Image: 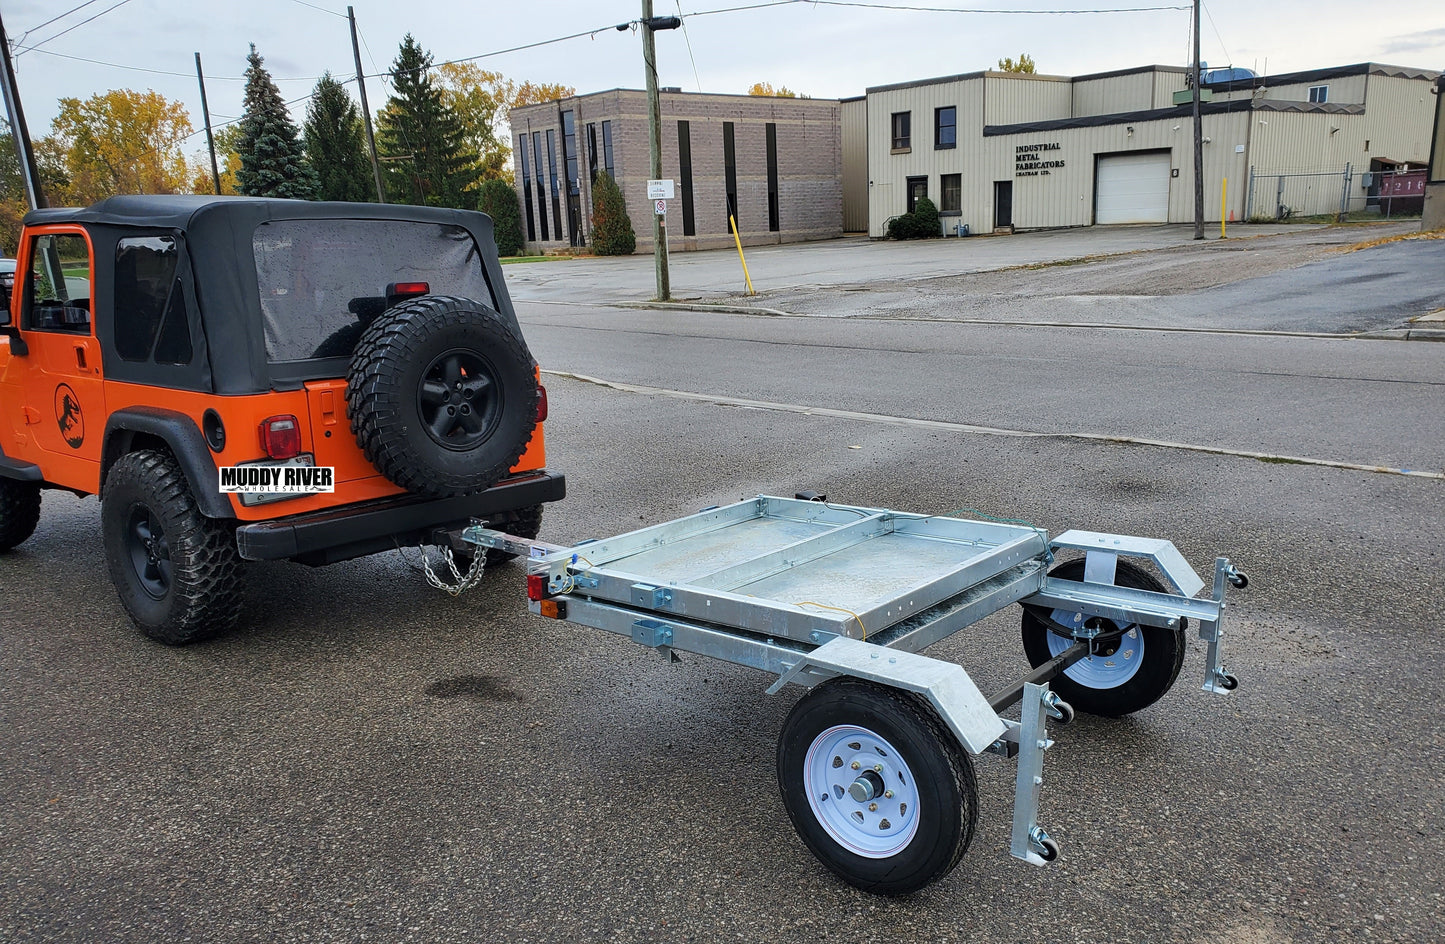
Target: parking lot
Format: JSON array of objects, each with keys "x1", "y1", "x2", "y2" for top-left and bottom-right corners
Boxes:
[{"x1": 3, "y1": 224, "x2": 1443, "y2": 943}]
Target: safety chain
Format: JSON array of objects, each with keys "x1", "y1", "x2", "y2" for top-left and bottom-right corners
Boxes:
[{"x1": 412, "y1": 544, "x2": 487, "y2": 596}]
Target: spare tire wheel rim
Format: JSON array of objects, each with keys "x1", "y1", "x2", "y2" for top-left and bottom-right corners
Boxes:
[{"x1": 417, "y1": 347, "x2": 504, "y2": 451}]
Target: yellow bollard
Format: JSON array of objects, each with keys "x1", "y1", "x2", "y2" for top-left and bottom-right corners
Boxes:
[
  {"x1": 1221, "y1": 178, "x2": 1228, "y2": 239},
  {"x1": 729, "y1": 214, "x2": 755, "y2": 296}
]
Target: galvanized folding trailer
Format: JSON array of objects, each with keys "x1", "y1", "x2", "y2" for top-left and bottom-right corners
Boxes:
[{"x1": 465, "y1": 495, "x2": 1247, "y2": 895}]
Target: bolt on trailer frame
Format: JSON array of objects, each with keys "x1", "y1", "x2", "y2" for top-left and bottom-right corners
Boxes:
[{"x1": 465, "y1": 495, "x2": 1247, "y2": 894}]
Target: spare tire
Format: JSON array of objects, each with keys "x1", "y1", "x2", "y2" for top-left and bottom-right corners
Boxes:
[{"x1": 347, "y1": 295, "x2": 538, "y2": 498}]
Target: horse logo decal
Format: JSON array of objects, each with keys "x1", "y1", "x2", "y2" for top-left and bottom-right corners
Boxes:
[{"x1": 54, "y1": 384, "x2": 85, "y2": 449}]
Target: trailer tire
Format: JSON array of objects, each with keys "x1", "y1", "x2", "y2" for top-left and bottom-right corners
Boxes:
[
  {"x1": 1021, "y1": 559, "x2": 1184, "y2": 717},
  {"x1": 347, "y1": 295, "x2": 538, "y2": 498},
  {"x1": 777, "y1": 677, "x2": 977, "y2": 896}
]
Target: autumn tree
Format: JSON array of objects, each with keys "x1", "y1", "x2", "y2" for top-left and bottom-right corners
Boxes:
[
  {"x1": 236, "y1": 44, "x2": 318, "y2": 199},
  {"x1": 377, "y1": 35, "x2": 477, "y2": 208},
  {"x1": 47, "y1": 90, "x2": 195, "y2": 204},
  {"x1": 997, "y1": 54, "x2": 1036, "y2": 74},
  {"x1": 304, "y1": 73, "x2": 373, "y2": 202},
  {"x1": 746, "y1": 82, "x2": 806, "y2": 98},
  {"x1": 435, "y1": 62, "x2": 572, "y2": 184}
]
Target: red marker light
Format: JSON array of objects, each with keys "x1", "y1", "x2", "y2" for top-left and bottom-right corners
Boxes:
[
  {"x1": 387, "y1": 281, "x2": 430, "y2": 297},
  {"x1": 526, "y1": 573, "x2": 549, "y2": 601},
  {"x1": 536, "y1": 383, "x2": 548, "y2": 424}
]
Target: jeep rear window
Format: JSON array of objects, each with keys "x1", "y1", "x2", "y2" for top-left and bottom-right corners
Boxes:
[{"x1": 252, "y1": 219, "x2": 491, "y2": 362}]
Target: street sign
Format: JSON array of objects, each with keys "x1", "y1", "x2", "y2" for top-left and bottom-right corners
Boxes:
[
  {"x1": 654, "y1": 199, "x2": 667, "y2": 216},
  {"x1": 647, "y1": 179, "x2": 675, "y2": 200}
]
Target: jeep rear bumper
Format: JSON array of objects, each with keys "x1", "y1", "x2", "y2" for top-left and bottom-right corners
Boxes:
[{"x1": 234, "y1": 471, "x2": 566, "y2": 565}]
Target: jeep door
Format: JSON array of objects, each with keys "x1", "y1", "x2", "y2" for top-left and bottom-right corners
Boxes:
[{"x1": 12, "y1": 226, "x2": 106, "y2": 488}]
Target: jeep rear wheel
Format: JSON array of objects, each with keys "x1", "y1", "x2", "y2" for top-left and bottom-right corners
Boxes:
[
  {"x1": 347, "y1": 295, "x2": 538, "y2": 498},
  {"x1": 0, "y1": 477, "x2": 41, "y2": 552},
  {"x1": 102, "y1": 450, "x2": 245, "y2": 645}
]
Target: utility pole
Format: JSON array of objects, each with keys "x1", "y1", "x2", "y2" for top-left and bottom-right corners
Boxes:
[
  {"x1": 0, "y1": 10, "x2": 45, "y2": 210},
  {"x1": 195, "y1": 53, "x2": 222, "y2": 195},
  {"x1": 641, "y1": 1, "x2": 680, "y2": 301},
  {"x1": 349, "y1": 5, "x2": 387, "y2": 203},
  {"x1": 1192, "y1": 0, "x2": 1204, "y2": 239}
]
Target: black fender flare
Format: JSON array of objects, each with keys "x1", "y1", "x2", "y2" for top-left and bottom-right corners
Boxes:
[{"x1": 100, "y1": 407, "x2": 232, "y2": 519}]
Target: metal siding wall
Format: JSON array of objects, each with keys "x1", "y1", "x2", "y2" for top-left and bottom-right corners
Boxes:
[
  {"x1": 867, "y1": 77, "x2": 987, "y2": 236},
  {"x1": 985, "y1": 75, "x2": 1071, "y2": 125},
  {"x1": 1358, "y1": 75, "x2": 1438, "y2": 162},
  {"x1": 1259, "y1": 75, "x2": 1367, "y2": 104},
  {"x1": 1153, "y1": 71, "x2": 1188, "y2": 107},
  {"x1": 842, "y1": 99, "x2": 868, "y2": 232},
  {"x1": 1072, "y1": 73, "x2": 1155, "y2": 117}
]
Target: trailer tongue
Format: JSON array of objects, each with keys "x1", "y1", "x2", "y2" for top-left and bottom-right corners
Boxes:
[{"x1": 466, "y1": 494, "x2": 1246, "y2": 895}]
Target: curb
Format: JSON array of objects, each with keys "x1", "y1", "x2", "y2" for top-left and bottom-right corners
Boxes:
[
  {"x1": 616, "y1": 300, "x2": 791, "y2": 316},
  {"x1": 1357, "y1": 328, "x2": 1445, "y2": 342}
]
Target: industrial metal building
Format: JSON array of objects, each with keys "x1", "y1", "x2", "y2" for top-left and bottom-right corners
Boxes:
[
  {"x1": 856, "y1": 62, "x2": 1441, "y2": 237},
  {"x1": 509, "y1": 90, "x2": 841, "y2": 254}
]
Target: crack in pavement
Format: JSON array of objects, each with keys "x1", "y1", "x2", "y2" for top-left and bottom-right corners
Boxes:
[{"x1": 543, "y1": 369, "x2": 1445, "y2": 481}]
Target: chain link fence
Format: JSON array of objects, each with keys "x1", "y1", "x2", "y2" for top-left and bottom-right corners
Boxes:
[{"x1": 1246, "y1": 165, "x2": 1424, "y2": 221}]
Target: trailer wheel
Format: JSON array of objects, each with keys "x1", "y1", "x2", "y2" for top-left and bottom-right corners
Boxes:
[
  {"x1": 777, "y1": 677, "x2": 977, "y2": 896},
  {"x1": 1021, "y1": 559, "x2": 1185, "y2": 717}
]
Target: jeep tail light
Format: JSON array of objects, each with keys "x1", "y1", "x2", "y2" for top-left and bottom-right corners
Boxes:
[
  {"x1": 387, "y1": 281, "x2": 430, "y2": 301},
  {"x1": 259, "y1": 414, "x2": 302, "y2": 459},
  {"x1": 526, "y1": 573, "x2": 550, "y2": 601},
  {"x1": 536, "y1": 383, "x2": 549, "y2": 423}
]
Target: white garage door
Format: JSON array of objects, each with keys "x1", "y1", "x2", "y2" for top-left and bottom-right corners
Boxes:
[{"x1": 1096, "y1": 152, "x2": 1172, "y2": 224}]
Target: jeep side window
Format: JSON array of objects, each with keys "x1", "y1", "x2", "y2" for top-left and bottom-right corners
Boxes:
[
  {"x1": 26, "y1": 233, "x2": 92, "y2": 334},
  {"x1": 114, "y1": 236, "x2": 191, "y2": 364}
]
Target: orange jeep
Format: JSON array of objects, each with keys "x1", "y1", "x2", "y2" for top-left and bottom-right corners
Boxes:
[{"x1": 0, "y1": 196, "x2": 564, "y2": 644}]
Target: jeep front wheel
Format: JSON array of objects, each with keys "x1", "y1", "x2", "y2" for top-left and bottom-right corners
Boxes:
[
  {"x1": 347, "y1": 295, "x2": 538, "y2": 498},
  {"x1": 0, "y1": 477, "x2": 41, "y2": 552},
  {"x1": 101, "y1": 450, "x2": 245, "y2": 645}
]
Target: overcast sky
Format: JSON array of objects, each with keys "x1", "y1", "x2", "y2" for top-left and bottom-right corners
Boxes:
[{"x1": 3, "y1": 0, "x2": 1442, "y2": 154}]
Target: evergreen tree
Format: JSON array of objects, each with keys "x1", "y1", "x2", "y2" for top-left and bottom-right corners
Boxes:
[
  {"x1": 589, "y1": 171, "x2": 635, "y2": 255},
  {"x1": 477, "y1": 178, "x2": 523, "y2": 256},
  {"x1": 237, "y1": 44, "x2": 318, "y2": 199},
  {"x1": 376, "y1": 35, "x2": 477, "y2": 209},
  {"x1": 303, "y1": 73, "x2": 373, "y2": 202}
]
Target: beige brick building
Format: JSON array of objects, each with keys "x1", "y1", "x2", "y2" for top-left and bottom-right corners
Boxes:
[{"x1": 509, "y1": 90, "x2": 842, "y2": 254}]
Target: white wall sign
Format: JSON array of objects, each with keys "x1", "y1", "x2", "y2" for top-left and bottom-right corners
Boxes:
[{"x1": 647, "y1": 179, "x2": 675, "y2": 199}]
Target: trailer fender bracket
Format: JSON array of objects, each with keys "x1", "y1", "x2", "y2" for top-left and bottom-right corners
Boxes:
[
  {"x1": 1050, "y1": 530, "x2": 1205, "y2": 598},
  {"x1": 766, "y1": 637, "x2": 1006, "y2": 754}
]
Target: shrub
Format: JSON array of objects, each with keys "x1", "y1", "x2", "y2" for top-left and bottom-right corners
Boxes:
[
  {"x1": 911, "y1": 197, "x2": 941, "y2": 238},
  {"x1": 887, "y1": 198, "x2": 942, "y2": 240},
  {"x1": 590, "y1": 171, "x2": 636, "y2": 255},
  {"x1": 477, "y1": 179, "x2": 524, "y2": 256}
]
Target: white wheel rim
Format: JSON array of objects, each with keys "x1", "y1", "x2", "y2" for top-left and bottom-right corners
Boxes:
[
  {"x1": 803, "y1": 724, "x2": 921, "y2": 858},
  {"x1": 1047, "y1": 610, "x2": 1145, "y2": 688}
]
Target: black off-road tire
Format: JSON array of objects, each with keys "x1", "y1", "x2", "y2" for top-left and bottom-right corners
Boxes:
[
  {"x1": 101, "y1": 450, "x2": 245, "y2": 645},
  {"x1": 347, "y1": 295, "x2": 538, "y2": 498},
  {"x1": 777, "y1": 677, "x2": 978, "y2": 896},
  {"x1": 1021, "y1": 558, "x2": 1185, "y2": 717},
  {"x1": 0, "y1": 477, "x2": 41, "y2": 552}
]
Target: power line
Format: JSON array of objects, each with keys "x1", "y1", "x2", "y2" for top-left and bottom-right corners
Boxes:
[
  {"x1": 14, "y1": 0, "x2": 137, "y2": 56},
  {"x1": 676, "y1": 0, "x2": 705, "y2": 93},
  {"x1": 287, "y1": 0, "x2": 348, "y2": 18},
  {"x1": 1201, "y1": 1, "x2": 1234, "y2": 68},
  {"x1": 20, "y1": 46, "x2": 335, "y2": 82},
  {"x1": 14, "y1": 0, "x2": 107, "y2": 46},
  {"x1": 763, "y1": 1, "x2": 1191, "y2": 14}
]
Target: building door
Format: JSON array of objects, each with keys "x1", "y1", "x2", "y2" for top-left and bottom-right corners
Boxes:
[
  {"x1": 906, "y1": 176, "x2": 928, "y2": 213},
  {"x1": 1095, "y1": 151, "x2": 1171, "y2": 224},
  {"x1": 994, "y1": 181, "x2": 1013, "y2": 229}
]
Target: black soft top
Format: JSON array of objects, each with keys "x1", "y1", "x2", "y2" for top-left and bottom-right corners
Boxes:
[{"x1": 24, "y1": 196, "x2": 521, "y2": 394}]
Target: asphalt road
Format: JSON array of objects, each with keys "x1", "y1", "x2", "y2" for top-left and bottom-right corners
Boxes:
[{"x1": 3, "y1": 236, "x2": 1444, "y2": 943}]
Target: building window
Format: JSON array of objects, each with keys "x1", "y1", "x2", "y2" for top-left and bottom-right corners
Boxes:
[
  {"x1": 723, "y1": 121, "x2": 739, "y2": 228},
  {"x1": 935, "y1": 106, "x2": 956, "y2": 149},
  {"x1": 940, "y1": 173, "x2": 961, "y2": 214},
  {"x1": 601, "y1": 120, "x2": 615, "y2": 178},
  {"x1": 678, "y1": 120, "x2": 696, "y2": 237},
  {"x1": 766, "y1": 122, "x2": 780, "y2": 233},
  {"x1": 1308, "y1": 85, "x2": 1328, "y2": 103},
  {"x1": 545, "y1": 128, "x2": 563, "y2": 241},
  {"x1": 531, "y1": 131, "x2": 549, "y2": 241},
  {"x1": 519, "y1": 140, "x2": 536, "y2": 241},
  {"x1": 891, "y1": 111, "x2": 911, "y2": 151},
  {"x1": 587, "y1": 122, "x2": 598, "y2": 183},
  {"x1": 906, "y1": 176, "x2": 927, "y2": 213}
]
